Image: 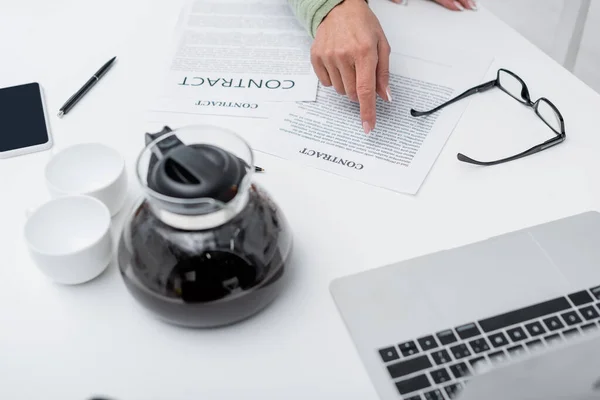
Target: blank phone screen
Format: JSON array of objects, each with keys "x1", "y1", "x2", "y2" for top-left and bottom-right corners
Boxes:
[{"x1": 0, "y1": 82, "x2": 50, "y2": 152}]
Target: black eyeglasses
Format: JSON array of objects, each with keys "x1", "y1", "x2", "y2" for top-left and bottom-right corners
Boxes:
[{"x1": 410, "y1": 69, "x2": 566, "y2": 166}]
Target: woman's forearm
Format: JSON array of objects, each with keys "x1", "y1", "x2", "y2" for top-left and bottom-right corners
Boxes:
[{"x1": 287, "y1": 0, "x2": 345, "y2": 38}]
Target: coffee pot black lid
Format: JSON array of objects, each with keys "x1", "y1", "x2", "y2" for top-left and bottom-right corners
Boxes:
[{"x1": 145, "y1": 127, "x2": 247, "y2": 213}]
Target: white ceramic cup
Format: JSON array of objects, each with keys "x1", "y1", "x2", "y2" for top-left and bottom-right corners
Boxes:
[
  {"x1": 24, "y1": 195, "x2": 113, "y2": 285},
  {"x1": 45, "y1": 143, "x2": 128, "y2": 216}
]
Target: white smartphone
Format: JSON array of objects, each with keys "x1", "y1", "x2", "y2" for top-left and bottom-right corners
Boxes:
[{"x1": 0, "y1": 82, "x2": 53, "y2": 159}]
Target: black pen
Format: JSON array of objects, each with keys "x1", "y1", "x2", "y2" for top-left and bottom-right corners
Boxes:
[{"x1": 58, "y1": 56, "x2": 117, "y2": 118}]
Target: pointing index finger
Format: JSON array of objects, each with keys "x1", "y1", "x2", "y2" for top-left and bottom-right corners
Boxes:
[{"x1": 355, "y1": 54, "x2": 378, "y2": 134}]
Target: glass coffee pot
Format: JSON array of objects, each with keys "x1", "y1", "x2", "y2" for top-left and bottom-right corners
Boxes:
[{"x1": 118, "y1": 125, "x2": 293, "y2": 328}]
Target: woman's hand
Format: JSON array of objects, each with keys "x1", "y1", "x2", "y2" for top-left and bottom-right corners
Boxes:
[
  {"x1": 390, "y1": 0, "x2": 478, "y2": 11},
  {"x1": 311, "y1": 0, "x2": 391, "y2": 134}
]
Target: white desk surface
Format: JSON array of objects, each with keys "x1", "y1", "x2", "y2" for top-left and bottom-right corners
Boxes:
[{"x1": 1, "y1": 0, "x2": 599, "y2": 399}]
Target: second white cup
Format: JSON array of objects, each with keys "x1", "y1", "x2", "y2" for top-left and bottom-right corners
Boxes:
[
  {"x1": 24, "y1": 195, "x2": 113, "y2": 285},
  {"x1": 45, "y1": 143, "x2": 128, "y2": 216}
]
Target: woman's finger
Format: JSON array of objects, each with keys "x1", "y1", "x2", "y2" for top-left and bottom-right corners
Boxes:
[
  {"x1": 311, "y1": 55, "x2": 332, "y2": 87},
  {"x1": 339, "y1": 62, "x2": 358, "y2": 102},
  {"x1": 355, "y1": 54, "x2": 378, "y2": 134},
  {"x1": 376, "y1": 38, "x2": 392, "y2": 102},
  {"x1": 324, "y1": 61, "x2": 346, "y2": 95},
  {"x1": 433, "y1": 0, "x2": 466, "y2": 11},
  {"x1": 457, "y1": 0, "x2": 477, "y2": 10}
]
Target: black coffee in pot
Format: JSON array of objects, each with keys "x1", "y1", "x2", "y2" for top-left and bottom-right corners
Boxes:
[{"x1": 117, "y1": 126, "x2": 292, "y2": 328}]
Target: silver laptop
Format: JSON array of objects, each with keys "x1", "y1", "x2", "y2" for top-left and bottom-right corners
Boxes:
[{"x1": 330, "y1": 211, "x2": 600, "y2": 400}]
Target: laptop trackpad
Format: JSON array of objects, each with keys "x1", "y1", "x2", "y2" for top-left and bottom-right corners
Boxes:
[
  {"x1": 528, "y1": 211, "x2": 600, "y2": 289},
  {"x1": 420, "y1": 231, "x2": 569, "y2": 325}
]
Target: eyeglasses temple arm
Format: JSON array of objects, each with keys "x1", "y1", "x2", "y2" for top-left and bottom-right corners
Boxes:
[
  {"x1": 410, "y1": 80, "x2": 497, "y2": 117},
  {"x1": 457, "y1": 136, "x2": 565, "y2": 166}
]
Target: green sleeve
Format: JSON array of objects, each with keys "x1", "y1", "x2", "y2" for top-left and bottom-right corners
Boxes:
[{"x1": 287, "y1": 0, "x2": 346, "y2": 38}]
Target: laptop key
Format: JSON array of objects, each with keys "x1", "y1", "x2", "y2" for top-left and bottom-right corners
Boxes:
[
  {"x1": 543, "y1": 316, "x2": 564, "y2": 331},
  {"x1": 468, "y1": 338, "x2": 490, "y2": 354},
  {"x1": 581, "y1": 323, "x2": 598, "y2": 333},
  {"x1": 395, "y1": 374, "x2": 431, "y2": 395},
  {"x1": 579, "y1": 305, "x2": 600, "y2": 321},
  {"x1": 418, "y1": 335, "x2": 439, "y2": 351},
  {"x1": 450, "y1": 344, "x2": 471, "y2": 359},
  {"x1": 430, "y1": 367, "x2": 451, "y2": 384},
  {"x1": 525, "y1": 321, "x2": 546, "y2": 337},
  {"x1": 378, "y1": 347, "x2": 400, "y2": 363},
  {"x1": 449, "y1": 362, "x2": 470, "y2": 379},
  {"x1": 506, "y1": 326, "x2": 527, "y2": 342},
  {"x1": 544, "y1": 333, "x2": 562, "y2": 346},
  {"x1": 591, "y1": 286, "x2": 600, "y2": 300},
  {"x1": 563, "y1": 328, "x2": 580, "y2": 338},
  {"x1": 431, "y1": 349, "x2": 451, "y2": 365},
  {"x1": 423, "y1": 389, "x2": 445, "y2": 400},
  {"x1": 405, "y1": 396, "x2": 422, "y2": 400},
  {"x1": 436, "y1": 330, "x2": 458, "y2": 345},
  {"x1": 525, "y1": 339, "x2": 544, "y2": 351},
  {"x1": 387, "y1": 355, "x2": 432, "y2": 379},
  {"x1": 489, "y1": 350, "x2": 507, "y2": 364},
  {"x1": 399, "y1": 341, "x2": 419, "y2": 357},
  {"x1": 444, "y1": 383, "x2": 463, "y2": 399},
  {"x1": 468, "y1": 356, "x2": 488, "y2": 370},
  {"x1": 478, "y1": 297, "x2": 570, "y2": 332},
  {"x1": 568, "y1": 290, "x2": 594, "y2": 306},
  {"x1": 562, "y1": 311, "x2": 582, "y2": 326},
  {"x1": 488, "y1": 332, "x2": 509, "y2": 348},
  {"x1": 455, "y1": 323, "x2": 481, "y2": 340},
  {"x1": 507, "y1": 344, "x2": 526, "y2": 356}
]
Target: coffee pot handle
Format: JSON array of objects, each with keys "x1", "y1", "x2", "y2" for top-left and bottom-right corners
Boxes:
[
  {"x1": 145, "y1": 126, "x2": 186, "y2": 158},
  {"x1": 145, "y1": 125, "x2": 173, "y2": 146}
]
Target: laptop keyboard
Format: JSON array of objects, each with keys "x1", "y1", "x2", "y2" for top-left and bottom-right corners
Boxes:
[{"x1": 378, "y1": 285, "x2": 600, "y2": 399}]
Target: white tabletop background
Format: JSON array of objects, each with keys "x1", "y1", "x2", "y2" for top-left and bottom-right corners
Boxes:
[{"x1": 1, "y1": 0, "x2": 600, "y2": 399}]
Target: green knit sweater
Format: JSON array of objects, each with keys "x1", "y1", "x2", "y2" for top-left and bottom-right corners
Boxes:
[{"x1": 287, "y1": 0, "x2": 345, "y2": 38}]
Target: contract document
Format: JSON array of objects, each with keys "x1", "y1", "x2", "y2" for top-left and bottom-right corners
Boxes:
[
  {"x1": 152, "y1": 0, "x2": 318, "y2": 110},
  {"x1": 254, "y1": 46, "x2": 493, "y2": 194}
]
